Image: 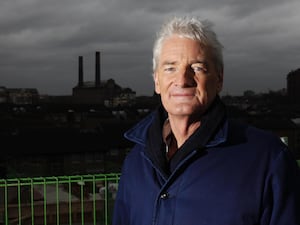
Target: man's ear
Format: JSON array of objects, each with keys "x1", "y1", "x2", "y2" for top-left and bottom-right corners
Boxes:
[{"x1": 154, "y1": 72, "x2": 161, "y2": 94}]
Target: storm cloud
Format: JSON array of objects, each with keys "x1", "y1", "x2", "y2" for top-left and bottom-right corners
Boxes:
[{"x1": 1, "y1": 0, "x2": 299, "y2": 96}]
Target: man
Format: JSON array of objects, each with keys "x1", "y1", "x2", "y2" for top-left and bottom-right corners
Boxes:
[{"x1": 112, "y1": 16, "x2": 300, "y2": 225}]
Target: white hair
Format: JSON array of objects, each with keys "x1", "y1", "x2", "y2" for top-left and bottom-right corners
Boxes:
[{"x1": 152, "y1": 16, "x2": 224, "y2": 74}]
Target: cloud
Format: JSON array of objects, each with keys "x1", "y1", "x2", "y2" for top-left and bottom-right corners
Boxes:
[{"x1": 0, "y1": 0, "x2": 299, "y2": 96}]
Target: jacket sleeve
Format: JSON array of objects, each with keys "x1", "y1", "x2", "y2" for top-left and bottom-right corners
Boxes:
[
  {"x1": 260, "y1": 149, "x2": 300, "y2": 225},
  {"x1": 112, "y1": 165, "x2": 130, "y2": 225}
]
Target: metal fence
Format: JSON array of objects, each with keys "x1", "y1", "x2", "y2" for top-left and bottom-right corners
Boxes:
[{"x1": 0, "y1": 174, "x2": 120, "y2": 225}]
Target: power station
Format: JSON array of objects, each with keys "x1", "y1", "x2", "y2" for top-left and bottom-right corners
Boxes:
[{"x1": 72, "y1": 51, "x2": 135, "y2": 105}]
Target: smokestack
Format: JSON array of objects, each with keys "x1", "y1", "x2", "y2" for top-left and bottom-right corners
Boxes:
[
  {"x1": 95, "y1": 51, "x2": 101, "y2": 87},
  {"x1": 78, "y1": 56, "x2": 83, "y2": 87}
]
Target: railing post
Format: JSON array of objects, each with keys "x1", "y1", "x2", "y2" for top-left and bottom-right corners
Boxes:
[
  {"x1": 55, "y1": 177, "x2": 59, "y2": 225},
  {"x1": 30, "y1": 178, "x2": 34, "y2": 225},
  {"x1": 43, "y1": 177, "x2": 47, "y2": 225},
  {"x1": 4, "y1": 179, "x2": 8, "y2": 225},
  {"x1": 104, "y1": 174, "x2": 108, "y2": 225},
  {"x1": 68, "y1": 176, "x2": 72, "y2": 225},
  {"x1": 80, "y1": 176, "x2": 85, "y2": 225},
  {"x1": 92, "y1": 175, "x2": 96, "y2": 225},
  {"x1": 17, "y1": 179, "x2": 21, "y2": 225}
]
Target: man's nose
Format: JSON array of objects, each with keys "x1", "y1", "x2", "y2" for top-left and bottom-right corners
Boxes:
[{"x1": 174, "y1": 67, "x2": 195, "y2": 87}]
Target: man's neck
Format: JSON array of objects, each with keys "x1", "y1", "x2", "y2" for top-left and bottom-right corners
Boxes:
[{"x1": 167, "y1": 115, "x2": 201, "y2": 148}]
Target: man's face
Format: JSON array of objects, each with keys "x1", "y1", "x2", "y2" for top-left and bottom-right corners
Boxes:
[{"x1": 154, "y1": 35, "x2": 223, "y2": 118}]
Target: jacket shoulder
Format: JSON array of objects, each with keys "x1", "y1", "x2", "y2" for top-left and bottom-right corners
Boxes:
[
  {"x1": 227, "y1": 119, "x2": 288, "y2": 154},
  {"x1": 124, "y1": 111, "x2": 156, "y2": 145}
]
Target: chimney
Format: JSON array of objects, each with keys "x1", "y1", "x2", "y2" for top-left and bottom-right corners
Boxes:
[
  {"x1": 95, "y1": 51, "x2": 101, "y2": 87},
  {"x1": 78, "y1": 56, "x2": 84, "y2": 87}
]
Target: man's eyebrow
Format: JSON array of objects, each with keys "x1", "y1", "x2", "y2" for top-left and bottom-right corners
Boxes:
[
  {"x1": 191, "y1": 60, "x2": 207, "y2": 65},
  {"x1": 160, "y1": 60, "x2": 207, "y2": 67},
  {"x1": 161, "y1": 61, "x2": 177, "y2": 66}
]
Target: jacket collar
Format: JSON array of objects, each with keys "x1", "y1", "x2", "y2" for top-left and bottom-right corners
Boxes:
[
  {"x1": 124, "y1": 110, "x2": 157, "y2": 146},
  {"x1": 124, "y1": 96, "x2": 228, "y2": 148}
]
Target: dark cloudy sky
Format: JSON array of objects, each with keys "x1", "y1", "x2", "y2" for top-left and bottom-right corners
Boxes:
[{"x1": 1, "y1": 0, "x2": 299, "y2": 96}]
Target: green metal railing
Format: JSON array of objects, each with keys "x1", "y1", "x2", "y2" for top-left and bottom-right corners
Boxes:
[
  {"x1": 0, "y1": 174, "x2": 120, "y2": 225},
  {"x1": 1, "y1": 161, "x2": 299, "y2": 225}
]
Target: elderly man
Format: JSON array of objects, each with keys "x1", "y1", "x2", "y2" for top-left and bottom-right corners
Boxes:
[{"x1": 112, "y1": 16, "x2": 300, "y2": 225}]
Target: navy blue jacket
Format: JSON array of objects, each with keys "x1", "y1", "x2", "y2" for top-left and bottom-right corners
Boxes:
[{"x1": 113, "y1": 102, "x2": 300, "y2": 225}]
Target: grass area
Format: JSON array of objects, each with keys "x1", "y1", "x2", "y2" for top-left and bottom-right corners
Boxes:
[{"x1": 297, "y1": 160, "x2": 300, "y2": 167}]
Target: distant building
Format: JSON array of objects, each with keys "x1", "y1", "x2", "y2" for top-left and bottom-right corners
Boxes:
[
  {"x1": 107, "y1": 88, "x2": 136, "y2": 107},
  {"x1": 7, "y1": 88, "x2": 39, "y2": 105},
  {"x1": 0, "y1": 86, "x2": 39, "y2": 105},
  {"x1": 287, "y1": 68, "x2": 300, "y2": 103},
  {"x1": 0, "y1": 86, "x2": 8, "y2": 103},
  {"x1": 72, "y1": 51, "x2": 135, "y2": 105}
]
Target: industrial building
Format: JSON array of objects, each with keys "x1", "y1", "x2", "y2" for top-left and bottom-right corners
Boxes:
[{"x1": 72, "y1": 51, "x2": 135, "y2": 106}]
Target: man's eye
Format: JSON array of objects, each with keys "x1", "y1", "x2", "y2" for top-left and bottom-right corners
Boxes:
[
  {"x1": 164, "y1": 67, "x2": 176, "y2": 72},
  {"x1": 192, "y1": 65, "x2": 207, "y2": 73}
]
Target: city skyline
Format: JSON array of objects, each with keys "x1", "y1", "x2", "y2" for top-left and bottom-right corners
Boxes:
[{"x1": 1, "y1": 0, "x2": 300, "y2": 96}]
